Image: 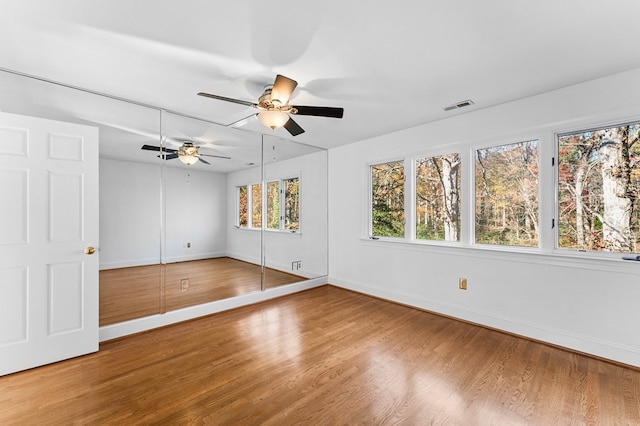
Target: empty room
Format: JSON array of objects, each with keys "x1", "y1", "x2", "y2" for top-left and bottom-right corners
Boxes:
[{"x1": 1, "y1": 1, "x2": 640, "y2": 423}]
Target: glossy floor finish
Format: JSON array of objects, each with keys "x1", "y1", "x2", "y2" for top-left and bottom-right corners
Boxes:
[
  {"x1": 100, "y1": 257, "x2": 304, "y2": 325},
  {"x1": 2, "y1": 286, "x2": 639, "y2": 424}
]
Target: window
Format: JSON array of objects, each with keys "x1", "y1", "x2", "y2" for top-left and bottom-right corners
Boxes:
[
  {"x1": 558, "y1": 122, "x2": 640, "y2": 252},
  {"x1": 416, "y1": 153, "x2": 460, "y2": 241},
  {"x1": 251, "y1": 183, "x2": 262, "y2": 228},
  {"x1": 237, "y1": 185, "x2": 248, "y2": 227},
  {"x1": 239, "y1": 178, "x2": 299, "y2": 232},
  {"x1": 266, "y1": 181, "x2": 280, "y2": 230},
  {"x1": 475, "y1": 140, "x2": 539, "y2": 247},
  {"x1": 283, "y1": 177, "x2": 299, "y2": 231},
  {"x1": 371, "y1": 161, "x2": 405, "y2": 238}
]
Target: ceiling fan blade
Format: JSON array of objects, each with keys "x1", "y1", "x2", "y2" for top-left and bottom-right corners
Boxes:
[
  {"x1": 200, "y1": 153, "x2": 232, "y2": 160},
  {"x1": 196, "y1": 157, "x2": 211, "y2": 165},
  {"x1": 142, "y1": 144, "x2": 177, "y2": 153},
  {"x1": 157, "y1": 153, "x2": 179, "y2": 160},
  {"x1": 227, "y1": 113, "x2": 257, "y2": 128},
  {"x1": 271, "y1": 74, "x2": 298, "y2": 105},
  {"x1": 292, "y1": 105, "x2": 344, "y2": 119},
  {"x1": 197, "y1": 92, "x2": 257, "y2": 108},
  {"x1": 284, "y1": 116, "x2": 305, "y2": 136}
]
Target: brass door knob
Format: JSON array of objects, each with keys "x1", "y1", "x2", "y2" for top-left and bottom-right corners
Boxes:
[{"x1": 84, "y1": 246, "x2": 96, "y2": 255}]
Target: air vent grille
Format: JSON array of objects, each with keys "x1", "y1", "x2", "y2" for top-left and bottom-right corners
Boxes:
[{"x1": 444, "y1": 99, "x2": 475, "y2": 111}]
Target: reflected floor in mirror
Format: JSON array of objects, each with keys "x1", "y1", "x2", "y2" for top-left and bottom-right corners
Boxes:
[{"x1": 99, "y1": 257, "x2": 304, "y2": 326}]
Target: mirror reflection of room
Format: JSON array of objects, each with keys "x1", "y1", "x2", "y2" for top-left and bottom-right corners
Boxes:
[{"x1": 0, "y1": 69, "x2": 328, "y2": 328}]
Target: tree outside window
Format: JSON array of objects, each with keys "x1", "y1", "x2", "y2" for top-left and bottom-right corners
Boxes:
[
  {"x1": 416, "y1": 153, "x2": 460, "y2": 241},
  {"x1": 266, "y1": 181, "x2": 280, "y2": 230},
  {"x1": 475, "y1": 140, "x2": 539, "y2": 247},
  {"x1": 237, "y1": 185, "x2": 248, "y2": 227},
  {"x1": 251, "y1": 183, "x2": 262, "y2": 228},
  {"x1": 558, "y1": 123, "x2": 640, "y2": 252},
  {"x1": 284, "y1": 177, "x2": 299, "y2": 231},
  {"x1": 371, "y1": 161, "x2": 405, "y2": 237}
]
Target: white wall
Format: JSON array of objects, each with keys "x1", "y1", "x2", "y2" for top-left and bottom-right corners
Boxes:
[
  {"x1": 99, "y1": 159, "x2": 227, "y2": 268},
  {"x1": 264, "y1": 150, "x2": 328, "y2": 277},
  {"x1": 164, "y1": 166, "x2": 227, "y2": 262},
  {"x1": 225, "y1": 165, "x2": 262, "y2": 265},
  {"x1": 99, "y1": 158, "x2": 161, "y2": 268},
  {"x1": 328, "y1": 67, "x2": 640, "y2": 367},
  {"x1": 226, "y1": 150, "x2": 329, "y2": 277}
]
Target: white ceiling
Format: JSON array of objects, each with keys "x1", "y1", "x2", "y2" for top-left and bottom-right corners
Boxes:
[{"x1": 2, "y1": 0, "x2": 640, "y2": 167}]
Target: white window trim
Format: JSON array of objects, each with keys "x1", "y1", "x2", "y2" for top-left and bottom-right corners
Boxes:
[
  {"x1": 281, "y1": 175, "x2": 301, "y2": 233},
  {"x1": 552, "y1": 117, "x2": 640, "y2": 259},
  {"x1": 367, "y1": 158, "x2": 406, "y2": 241},
  {"x1": 471, "y1": 137, "x2": 542, "y2": 250},
  {"x1": 262, "y1": 173, "x2": 302, "y2": 234},
  {"x1": 365, "y1": 113, "x2": 640, "y2": 264}
]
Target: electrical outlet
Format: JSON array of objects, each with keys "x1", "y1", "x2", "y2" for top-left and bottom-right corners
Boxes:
[
  {"x1": 185, "y1": 242, "x2": 191, "y2": 248},
  {"x1": 180, "y1": 278, "x2": 190, "y2": 292},
  {"x1": 291, "y1": 260, "x2": 302, "y2": 271},
  {"x1": 459, "y1": 277, "x2": 467, "y2": 290}
]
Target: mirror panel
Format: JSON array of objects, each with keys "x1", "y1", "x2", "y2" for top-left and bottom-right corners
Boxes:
[
  {"x1": 0, "y1": 69, "x2": 329, "y2": 329},
  {"x1": 261, "y1": 134, "x2": 328, "y2": 287},
  {"x1": 0, "y1": 70, "x2": 164, "y2": 326},
  {"x1": 160, "y1": 111, "x2": 263, "y2": 310}
]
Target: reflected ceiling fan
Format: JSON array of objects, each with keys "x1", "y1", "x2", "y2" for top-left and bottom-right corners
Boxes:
[
  {"x1": 141, "y1": 142, "x2": 230, "y2": 166},
  {"x1": 197, "y1": 74, "x2": 344, "y2": 136}
]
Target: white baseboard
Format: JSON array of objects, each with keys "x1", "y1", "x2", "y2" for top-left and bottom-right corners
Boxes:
[
  {"x1": 329, "y1": 276, "x2": 640, "y2": 368},
  {"x1": 99, "y1": 277, "x2": 327, "y2": 342},
  {"x1": 225, "y1": 251, "x2": 260, "y2": 266},
  {"x1": 100, "y1": 258, "x2": 160, "y2": 270},
  {"x1": 162, "y1": 252, "x2": 226, "y2": 264}
]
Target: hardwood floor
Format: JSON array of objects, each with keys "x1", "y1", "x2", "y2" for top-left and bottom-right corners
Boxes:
[
  {"x1": 2, "y1": 286, "x2": 639, "y2": 424},
  {"x1": 100, "y1": 257, "x2": 304, "y2": 325}
]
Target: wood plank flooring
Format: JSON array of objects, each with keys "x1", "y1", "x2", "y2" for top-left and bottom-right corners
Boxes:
[
  {"x1": 100, "y1": 257, "x2": 304, "y2": 325},
  {"x1": 2, "y1": 285, "x2": 639, "y2": 424}
]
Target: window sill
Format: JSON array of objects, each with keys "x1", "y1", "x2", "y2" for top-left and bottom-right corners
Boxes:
[
  {"x1": 233, "y1": 226, "x2": 302, "y2": 236},
  {"x1": 360, "y1": 236, "x2": 640, "y2": 275}
]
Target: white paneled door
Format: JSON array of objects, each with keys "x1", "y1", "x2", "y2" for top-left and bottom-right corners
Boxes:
[{"x1": 0, "y1": 112, "x2": 99, "y2": 376}]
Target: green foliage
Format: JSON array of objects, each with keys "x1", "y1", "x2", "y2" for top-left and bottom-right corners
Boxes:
[
  {"x1": 416, "y1": 222, "x2": 445, "y2": 240},
  {"x1": 372, "y1": 203, "x2": 404, "y2": 237},
  {"x1": 371, "y1": 161, "x2": 405, "y2": 237}
]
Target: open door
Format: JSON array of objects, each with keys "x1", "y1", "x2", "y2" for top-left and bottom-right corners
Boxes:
[{"x1": 0, "y1": 112, "x2": 99, "y2": 376}]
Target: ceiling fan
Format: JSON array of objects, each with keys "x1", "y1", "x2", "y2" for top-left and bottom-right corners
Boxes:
[
  {"x1": 141, "y1": 142, "x2": 230, "y2": 166},
  {"x1": 197, "y1": 74, "x2": 344, "y2": 136}
]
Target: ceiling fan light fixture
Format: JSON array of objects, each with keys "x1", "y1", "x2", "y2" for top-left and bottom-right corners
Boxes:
[
  {"x1": 177, "y1": 143, "x2": 200, "y2": 165},
  {"x1": 178, "y1": 154, "x2": 199, "y2": 165},
  {"x1": 257, "y1": 110, "x2": 290, "y2": 130}
]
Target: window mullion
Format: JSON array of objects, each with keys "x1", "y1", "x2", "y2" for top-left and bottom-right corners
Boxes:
[{"x1": 405, "y1": 157, "x2": 415, "y2": 241}]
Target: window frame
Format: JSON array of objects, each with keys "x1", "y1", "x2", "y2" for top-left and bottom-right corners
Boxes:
[
  {"x1": 362, "y1": 113, "x2": 640, "y2": 264},
  {"x1": 413, "y1": 151, "x2": 462, "y2": 243},
  {"x1": 236, "y1": 184, "x2": 248, "y2": 228},
  {"x1": 282, "y1": 176, "x2": 301, "y2": 233},
  {"x1": 472, "y1": 138, "x2": 541, "y2": 250},
  {"x1": 554, "y1": 119, "x2": 640, "y2": 258},
  {"x1": 250, "y1": 174, "x2": 301, "y2": 234},
  {"x1": 368, "y1": 158, "x2": 408, "y2": 240},
  {"x1": 235, "y1": 182, "x2": 263, "y2": 230},
  {"x1": 266, "y1": 179, "x2": 280, "y2": 231}
]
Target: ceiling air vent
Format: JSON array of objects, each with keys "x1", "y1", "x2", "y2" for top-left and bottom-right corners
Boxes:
[{"x1": 444, "y1": 99, "x2": 474, "y2": 112}]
